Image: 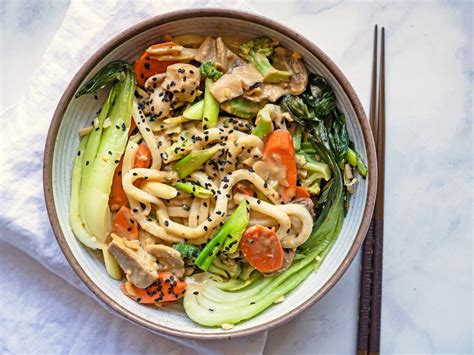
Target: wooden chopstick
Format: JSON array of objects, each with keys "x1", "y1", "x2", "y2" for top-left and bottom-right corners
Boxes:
[
  {"x1": 356, "y1": 24, "x2": 378, "y2": 355},
  {"x1": 369, "y1": 26, "x2": 385, "y2": 354},
  {"x1": 357, "y1": 25, "x2": 385, "y2": 355}
]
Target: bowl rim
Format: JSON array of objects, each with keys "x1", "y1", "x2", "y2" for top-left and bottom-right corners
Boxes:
[{"x1": 43, "y1": 8, "x2": 377, "y2": 340}]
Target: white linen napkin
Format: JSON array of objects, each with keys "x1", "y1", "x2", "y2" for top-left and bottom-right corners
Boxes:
[{"x1": 0, "y1": 0, "x2": 268, "y2": 352}]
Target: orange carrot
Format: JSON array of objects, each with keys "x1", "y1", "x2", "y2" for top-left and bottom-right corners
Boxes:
[
  {"x1": 240, "y1": 225, "x2": 284, "y2": 273},
  {"x1": 109, "y1": 143, "x2": 152, "y2": 210},
  {"x1": 235, "y1": 182, "x2": 254, "y2": 197},
  {"x1": 134, "y1": 143, "x2": 152, "y2": 169},
  {"x1": 111, "y1": 206, "x2": 139, "y2": 240},
  {"x1": 121, "y1": 272, "x2": 187, "y2": 304},
  {"x1": 295, "y1": 186, "x2": 310, "y2": 199},
  {"x1": 109, "y1": 161, "x2": 128, "y2": 212},
  {"x1": 263, "y1": 129, "x2": 297, "y2": 203},
  {"x1": 134, "y1": 42, "x2": 177, "y2": 87}
]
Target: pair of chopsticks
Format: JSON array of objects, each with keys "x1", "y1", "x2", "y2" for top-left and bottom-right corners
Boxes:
[{"x1": 357, "y1": 25, "x2": 385, "y2": 355}]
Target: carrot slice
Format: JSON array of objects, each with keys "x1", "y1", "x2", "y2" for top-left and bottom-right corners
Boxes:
[
  {"x1": 134, "y1": 42, "x2": 177, "y2": 87},
  {"x1": 121, "y1": 272, "x2": 187, "y2": 304},
  {"x1": 134, "y1": 143, "x2": 152, "y2": 169},
  {"x1": 295, "y1": 186, "x2": 310, "y2": 199},
  {"x1": 109, "y1": 143, "x2": 151, "y2": 210},
  {"x1": 263, "y1": 129, "x2": 297, "y2": 203},
  {"x1": 240, "y1": 225, "x2": 284, "y2": 273},
  {"x1": 235, "y1": 182, "x2": 255, "y2": 197},
  {"x1": 109, "y1": 161, "x2": 128, "y2": 212},
  {"x1": 111, "y1": 206, "x2": 139, "y2": 240}
]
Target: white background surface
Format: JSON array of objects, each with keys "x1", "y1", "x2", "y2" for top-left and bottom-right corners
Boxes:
[{"x1": 0, "y1": 0, "x2": 472, "y2": 354}]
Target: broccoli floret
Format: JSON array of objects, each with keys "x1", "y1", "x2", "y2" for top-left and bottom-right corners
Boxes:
[
  {"x1": 209, "y1": 257, "x2": 242, "y2": 279},
  {"x1": 199, "y1": 61, "x2": 223, "y2": 81},
  {"x1": 173, "y1": 243, "x2": 200, "y2": 263},
  {"x1": 240, "y1": 37, "x2": 292, "y2": 83},
  {"x1": 297, "y1": 154, "x2": 331, "y2": 196}
]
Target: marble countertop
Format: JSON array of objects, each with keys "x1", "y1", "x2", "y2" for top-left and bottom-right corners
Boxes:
[{"x1": 1, "y1": 0, "x2": 472, "y2": 353}]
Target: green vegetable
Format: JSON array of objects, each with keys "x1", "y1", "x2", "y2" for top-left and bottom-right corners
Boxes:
[
  {"x1": 175, "y1": 182, "x2": 213, "y2": 198},
  {"x1": 76, "y1": 61, "x2": 135, "y2": 242},
  {"x1": 194, "y1": 200, "x2": 249, "y2": 271},
  {"x1": 183, "y1": 249, "x2": 327, "y2": 327},
  {"x1": 173, "y1": 145, "x2": 220, "y2": 179},
  {"x1": 296, "y1": 154, "x2": 331, "y2": 196},
  {"x1": 69, "y1": 135, "x2": 102, "y2": 250},
  {"x1": 240, "y1": 37, "x2": 291, "y2": 83},
  {"x1": 221, "y1": 98, "x2": 266, "y2": 119},
  {"x1": 346, "y1": 147, "x2": 368, "y2": 177},
  {"x1": 183, "y1": 99, "x2": 204, "y2": 120},
  {"x1": 251, "y1": 104, "x2": 274, "y2": 139},
  {"x1": 199, "y1": 62, "x2": 222, "y2": 129},
  {"x1": 163, "y1": 131, "x2": 191, "y2": 162},
  {"x1": 173, "y1": 243, "x2": 200, "y2": 262},
  {"x1": 202, "y1": 78, "x2": 220, "y2": 129},
  {"x1": 292, "y1": 125, "x2": 302, "y2": 151},
  {"x1": 182, "y1": 74, "x2": 357, "y2": 328},
  {"x1": 75, "y1": 61, "x2": 130, "y2": 98},
  {"x1": 302, "y1": 74, "x2": 336, "y2": 117},
  {"x1": 209, "y1": 258, "x2": 242, "y2": 279},
  {"x1": 199, "y1": 61, "x2": 223, "y2": 81},
  {"x1": 296, "y1": 154, "x2": 331, "y2": 180}
]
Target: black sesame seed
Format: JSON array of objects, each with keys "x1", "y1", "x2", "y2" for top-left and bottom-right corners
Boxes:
[{"x1": 164, "y1": 220, "x2": 169, "y2": 227}]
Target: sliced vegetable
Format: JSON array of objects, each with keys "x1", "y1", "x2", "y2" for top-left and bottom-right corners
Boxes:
[
  {"x1": 194, "y1": 200, "x2": 249, "y2": 271},
  {"x1": 263, "y1": 129, "x2": 297, "y2": 202},
  {"x1": 346, "y1": 147, "x2": 367, "y2": 177},
  {"x1": 240, "y1": 225, "x2": 284, "y2": 273},
  {"x1": 240, "y1": 37, "x2": 292, "y2": 83},
  {"x1": 202, "y1": 78, "x2": 220, "y2": 129},
  {"x1": 221, "y1": 98, "x2": 266, "y2": 119},
  {"x1": 69, "y1": 135, "x2": 102, "y2": 249},
  {"x1": 173, "y1": 243, "x2": 200, "y2": 263},
  {"x1": 175, "y1": 182, "x2": 213, "y2": 198},
  {"x1": 183, "y1": 99, "x2": 204, "y2": 120},
  {"x1": 173, "y1": 145, "x2": 220, "y2": 179},
  {"x1": 134, "y1": 45, "x2": 175, "y2": 87},
  {"x1": 111, "y1": 206, "x2": 139, "y2": 240},
  {"x1": 76, "y1": 61, "x2": 135, "y2": 245},
  {"x1": 134, "y1": 143, "x2": 152, "y2": 169},
  {"x1": 235, "y1": 182, "x2": 254, "y2": 197},
  {"x1": 122, "y1": 272, "x2": 187, "y2": 304},
  {"x1": 109, "y1": 161, "x2": 128, "y2": 212},
  {"x1": 295, "y1": 186, "x2": 310, "y2": 198},
  {"x1": 296, "y1": 154, "x2": 331, "y2": 180},
  {"x1": 199, "y1": 61, "x2": 223, "y2": 81},
  {"x1": 252, "y1": 105, "x2": 274, "y2": 139}
]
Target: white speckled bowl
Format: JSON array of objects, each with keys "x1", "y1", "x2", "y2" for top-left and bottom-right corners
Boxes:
[{"x1": 44, "y1": 9, "x2": 376, "y2": 339}]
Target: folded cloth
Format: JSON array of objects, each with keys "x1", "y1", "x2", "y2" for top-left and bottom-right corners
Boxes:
[{"x1": 0, "y1": 0, "x2": 268, "y2": 353}]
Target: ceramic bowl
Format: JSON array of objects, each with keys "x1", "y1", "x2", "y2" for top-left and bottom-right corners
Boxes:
[{"x1": 44, "y1": 9, "x2": 377, "y2": 339}]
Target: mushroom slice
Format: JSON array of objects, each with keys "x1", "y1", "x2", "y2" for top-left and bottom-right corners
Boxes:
[
  {"x1": 149, "y1": 47, "x2": 197, "y2": 62},
  {"x1": 272, "y1": 47, "x2": 308, "y2": 95},
  {"x1": 244, "y1": 83, "x2": 289, "y2": 103},
  {"x1": 195, "y1": 36, "x2": 243, "y2": 72},
  {"x1": 209, "y1": 63, "x2": 263, "y2": 103},
  {"x1": 146, "y1": 244, "x2": 185, "y2": 278},
  {"x1": 146, "y1": 44, "x2": 183, "y2": 55},
  {"x1": 172, "y1": 34, "x2": 206, "y2": 48}
]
